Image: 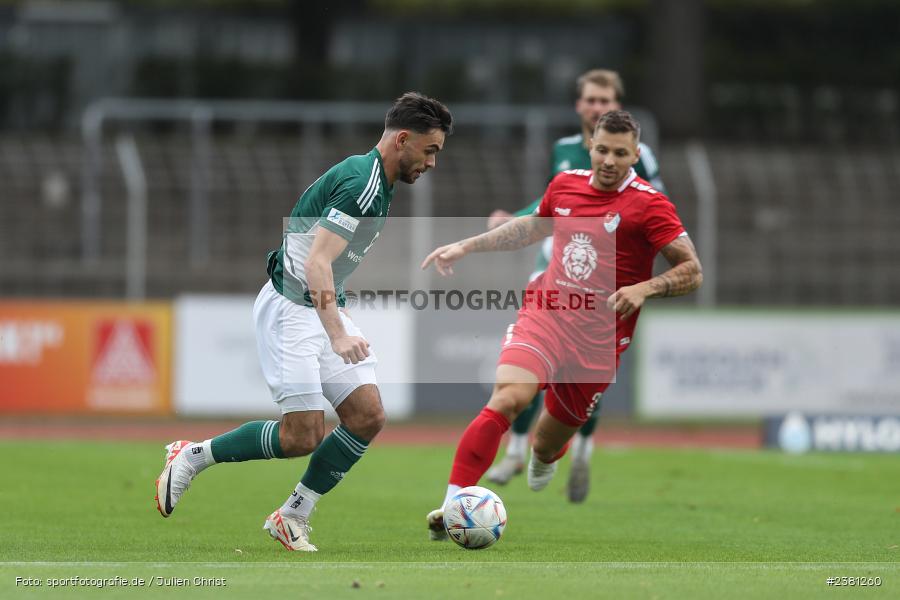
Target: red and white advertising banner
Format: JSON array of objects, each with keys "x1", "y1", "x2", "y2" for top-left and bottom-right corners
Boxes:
[{"x1": 0, "y1": 301, "x2": 172, "y2": 414}]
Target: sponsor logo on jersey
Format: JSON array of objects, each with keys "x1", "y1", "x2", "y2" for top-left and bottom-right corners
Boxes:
[
  {"x1": 346, "y1": 232, "x2": 379, "y2": 264},
  {"x1": 326, "y1": 208, "x2": 359, "y2": 233},
  {"x1": 557, "y1": 159, "x2": 571, "y2": 171},
  {"x1": 562, "y1": 233, "x2": 597, "y2": 281},
  {"x1": 554, "y1": 207, "x2": 571, "y2": 216},
  {"x1": 603, "y1": 211, "x2": 621, "y2": 233},
  {"x1": 363, "y1": 231, "x2": 380, "y2": 254}
]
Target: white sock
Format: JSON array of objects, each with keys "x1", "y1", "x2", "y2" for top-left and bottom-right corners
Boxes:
[
  {"x1": 571, "y1": 434, "x2": 594, "y2": 463},
  {"x1": 507, "y1": 433, "x2": 528, "y2": 459},
  {"x1": 280, "y1": 482, "x2": 321, "y2": 520},
  {"x1": 185, "y1": 440, "x2": 215, "y2": 473},
  {"x1": 442, "y1": 484, "x2": 461, "y2": 511}
]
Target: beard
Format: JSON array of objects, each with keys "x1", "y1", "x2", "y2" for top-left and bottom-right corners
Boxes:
[
  {"x1": 398, "y1": 156, "x2": 419, "y2": 184},
  {"x1": 595, "y1": 166, "x2": 625, "y2": 188}
]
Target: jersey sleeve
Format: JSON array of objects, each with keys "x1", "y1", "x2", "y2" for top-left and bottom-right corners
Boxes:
[
  {"x1": 642, "y1": 195, "x2": 686, "y2": 254},
  {"x1": 536, "y1": 175, "x2": 561, "y2": 218},
  {"x1": 318, "y1": 175, "x2": 369, "y2": 241}
]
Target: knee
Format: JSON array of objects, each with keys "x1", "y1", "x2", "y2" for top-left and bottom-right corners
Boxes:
[
  {"x1": 279, "y1": 426, "x2": 323, "y2": 458},
  {"x1": 487, "y1": 384, "x2": 534, "y2": 421},
  {"x1": 343, "y1": 402, "x2": 385, "y2": 441}
]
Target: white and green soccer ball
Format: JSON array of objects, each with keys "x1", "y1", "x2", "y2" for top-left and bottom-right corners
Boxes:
[{"x1": 443, "y1": 486, "x2": 507, "y2": 549}]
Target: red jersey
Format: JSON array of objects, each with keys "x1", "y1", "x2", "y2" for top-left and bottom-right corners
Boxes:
[{"x1": 529, "y1": 168, "x2": 685, "y2": 354}]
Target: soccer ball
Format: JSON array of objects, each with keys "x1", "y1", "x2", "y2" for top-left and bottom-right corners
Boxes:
[{"x1": 443, "y1": 485, "x2": 507, "y2": 549}]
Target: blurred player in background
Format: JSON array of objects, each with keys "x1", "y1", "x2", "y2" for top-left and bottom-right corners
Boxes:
[
  {"x1": 155, "y1": 92, "x2": 452, "y2": 551},
  {"x1": 485, "y1": 69, "x2": 667, "y2": 503},
  {"x1": 422, "y1": 110, "x2": 701, "y2": 540}
]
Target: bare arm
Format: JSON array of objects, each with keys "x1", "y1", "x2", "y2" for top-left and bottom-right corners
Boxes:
[
  {"x1": 305, "y1": 227, "x2": 369, "y2": 363},
  {"x1": 607, "y1": 235, "x2": 703, "y2": 319},
  {"x1": 421, "y1": 215, "x2": 553, "y2": 275},
  {"x1": 643, "y1": 235, "x2": 704, "y2": 298},
  {"x1": 465, "y1": 214, "x2": 553, "y2": 253}
]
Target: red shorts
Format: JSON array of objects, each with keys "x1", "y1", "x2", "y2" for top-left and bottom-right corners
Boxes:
[{"x1": 498, "y1": 313, "x2": 620, "y2": 427}]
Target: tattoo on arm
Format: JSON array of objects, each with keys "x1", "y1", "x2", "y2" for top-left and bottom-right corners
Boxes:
[
  {"x1": 645, "y1": 235, "x2": 703, "y2": 298},
  {"x1": 467, "y1": 215, "x2": 552, "y2": 252}
]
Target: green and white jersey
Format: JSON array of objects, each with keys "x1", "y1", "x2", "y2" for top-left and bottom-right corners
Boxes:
[
  {"x1": 515, "y1": 133, "x2": 665, "y2": 272},
  {"x1": 267, "y1": 148, "x2": 393, "y2": 307}
]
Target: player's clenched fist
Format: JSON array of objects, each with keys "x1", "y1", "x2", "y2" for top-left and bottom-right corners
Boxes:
[
  {"x1": 331, "y1": 335, "x2": 370, "y2": 364},
  {"x1": 606, "y1": 284, "x2": 648, "y2": 320},
  {"x1": 421, "y1": 242, "x2": 468, "y2": 276}
]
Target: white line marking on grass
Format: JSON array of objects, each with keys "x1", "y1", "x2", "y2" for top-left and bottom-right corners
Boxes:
[{"x1": 2, "y1": 562, "x2": 898, "y2": 569}]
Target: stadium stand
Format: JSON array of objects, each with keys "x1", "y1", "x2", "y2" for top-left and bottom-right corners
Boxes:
[{"x1": 1, "y1": 134, "x2": 898, "y2": 305}]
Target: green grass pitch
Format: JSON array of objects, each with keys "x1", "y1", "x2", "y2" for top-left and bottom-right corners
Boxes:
[{"x1": 1, "y1": 440, "x2": 897, "y2": 599}]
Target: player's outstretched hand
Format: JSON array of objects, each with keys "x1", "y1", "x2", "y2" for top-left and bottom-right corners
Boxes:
[
  {"x1": 606, "y1": 284, "x2": 648, "y2": 320},
  {"x1": 487, "y1": 209, "x2": 514, "y2": 230},
  {"x1": 332, "y1": 335, "x2": 370, "y2": 364},
  {"x1": 421, "y1": 242, "x2": 467, "y2": 276}
]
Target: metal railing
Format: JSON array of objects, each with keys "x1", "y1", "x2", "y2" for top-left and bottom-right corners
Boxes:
[{"x1": 80, "y1": 98, "x2": 667, "y2": 299}]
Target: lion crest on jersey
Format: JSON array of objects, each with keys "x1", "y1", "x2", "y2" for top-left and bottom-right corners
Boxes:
[{"x1": 562, "y1": 233, "x2": 597, "y2": 281}]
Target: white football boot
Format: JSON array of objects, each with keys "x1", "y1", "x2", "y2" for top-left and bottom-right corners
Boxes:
[
  {"x1": 527, "y1": 452, "x2": 558, "y2": 491},
  {"x1": 485, "y1": 455, "x2": 525, "y2": 485},
  {"x1": 567, "y1": 435, "x2": 593, "y2": 503},
  {"x1": 155, "y1": 440, "x2": 198, "y2": 517},
  {"x1": 567, "y1": 459, "x2": 590, "y2": 503},
  {"x1": 426, "y1": 509, "x2": 448, "y2": 541},
  {"x1": 263, "y1": 509, "x2": 317, "y2": 552}
]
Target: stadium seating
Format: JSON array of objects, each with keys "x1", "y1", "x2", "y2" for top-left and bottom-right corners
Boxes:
[{"x1": 1, "y1": 134, "x2": 898, "y2": 305}]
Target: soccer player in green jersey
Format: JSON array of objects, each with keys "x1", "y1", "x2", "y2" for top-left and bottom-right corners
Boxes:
[
  {"x1": 485, "y1": 69, "x2": 665, "y2": 503},
  {"x1": 155, "y1": 92, "x2": 453, "y2": 551}
]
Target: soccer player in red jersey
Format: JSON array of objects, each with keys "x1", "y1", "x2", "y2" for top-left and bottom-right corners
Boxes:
[{"x1": 421, "y1": 110, "x2": 702, "y2": 539}]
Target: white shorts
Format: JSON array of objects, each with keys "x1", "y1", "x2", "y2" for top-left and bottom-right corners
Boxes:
[{"x1": 254, "y1": 280, "x2": 378, "y2": 414}]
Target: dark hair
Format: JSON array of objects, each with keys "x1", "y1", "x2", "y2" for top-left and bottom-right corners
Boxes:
[
  {"x1": 576, "y1": 69, "x2": 624, "y2": 102},
  {"x1": 595, "y1": 109, "x2": 641, "y2": 141},
  {"x1": 385, "y1": 92, "x2": 453, "y2": 135}
]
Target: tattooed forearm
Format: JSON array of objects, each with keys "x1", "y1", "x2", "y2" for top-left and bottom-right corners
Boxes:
[
  {"x1": 645, "y1": 262, "x2": 702, "y2": 297},
  {"x1": 464, "y1": 215, "x2": 552, "y2": 253},
  {"x1": 644, "y1": 235, "x2": 703, "y2": 298}
]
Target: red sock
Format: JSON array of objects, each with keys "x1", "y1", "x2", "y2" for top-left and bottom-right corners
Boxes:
[{"x1": 449, "y1": 407, "x2": 511, "y2": 487}]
